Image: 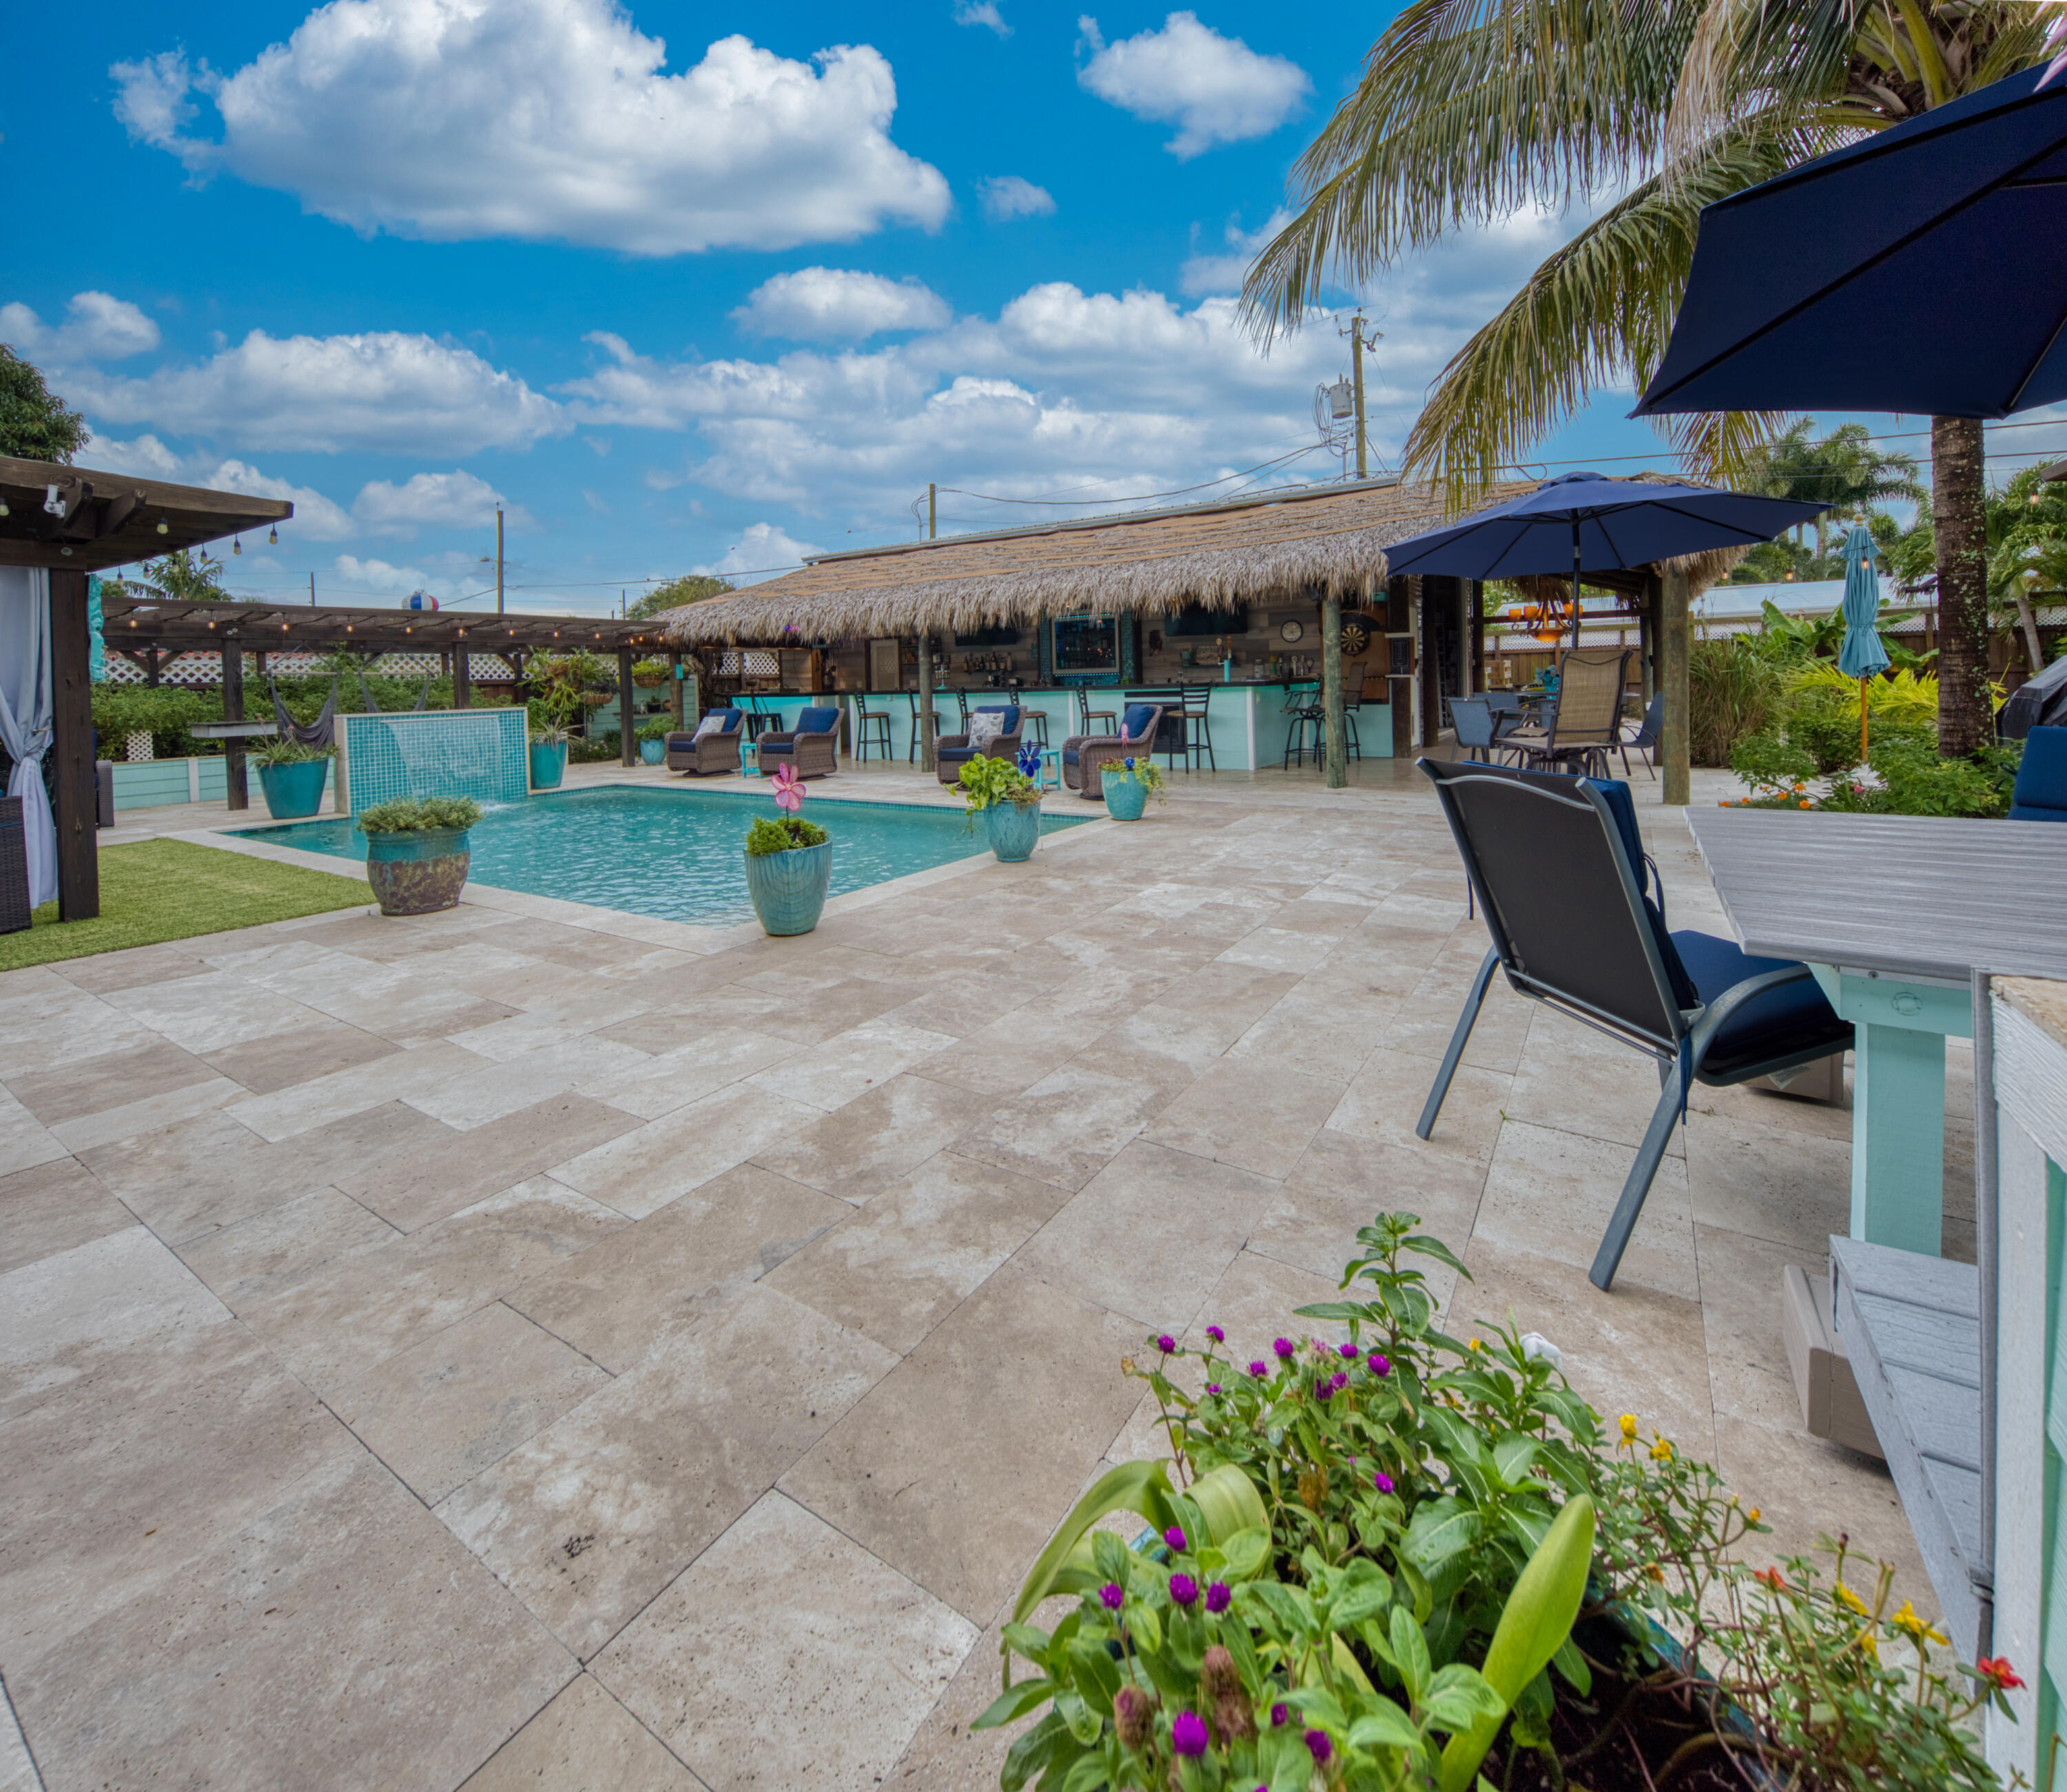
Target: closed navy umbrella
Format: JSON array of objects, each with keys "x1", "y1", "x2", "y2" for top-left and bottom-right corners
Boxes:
[
  {"x1": 1634, "y1": 66, "x2": 2067, "y2": 420},
  {"x1": 1383, "y1": 471, "x2": 1827, "y2": 648}
]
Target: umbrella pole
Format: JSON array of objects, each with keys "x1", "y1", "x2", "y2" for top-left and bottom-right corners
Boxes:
[
  {"x1": 1861, "y1": 677, "x2": 1871, "y2": 768},
  {"x1": 1571, "y1": 522, "x2": 1583, "y2": 653}
]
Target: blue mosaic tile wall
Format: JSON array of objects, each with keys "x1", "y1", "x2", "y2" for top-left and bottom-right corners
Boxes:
[{"x1": 340, "y1": 708, "x2": 529, "y2": 816}]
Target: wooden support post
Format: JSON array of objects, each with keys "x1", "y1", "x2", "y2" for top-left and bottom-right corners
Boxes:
[
  {"x1": 1638, "y1": 575, "x2": 1657, "y2": 705},
  {"x1": 617, "y1": 645, "x2": 636, "y2": 768},
  {"x1": 1660, "y1": 564, "x2": 1691, "y2": 806},
  {"x1": 670, "y1": 650, "x2": 685, "y2": 730},
  {"x1": 49, "y1": 570, "x2": 99, "y2": 921},
  {"x1": 221, "y1": 643, "x2": 247, "y2": 812},
  {"x1": 1470, "y1": 581, "x2": 1485, "y2": 696},
  {"x1": 917, "y1": 631, "x2": 936, "y2": 772},
  {"x1": 684, "y1": 654, "x2": 700, "y2": 727},
  {"x1": 145, "y1": 647, "x2": 162, "y2": 688},
  {"x1": 453, "y1": 637, "x2": 471, "y2": 709},
  {"x1": 1322, "y1": 595, "x2": 1346, "y2": 788}
]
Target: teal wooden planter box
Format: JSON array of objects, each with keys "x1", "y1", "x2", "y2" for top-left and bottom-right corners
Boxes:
[
  {"x1": 985, "y1": 800, "x2": 1042, "y2": 862},
  {"x1": 529, "y1": 741, "x2": 567, "y2": 789},
  {"x1": 1104, "y1": 777, "x2": 1149, "y2": 821},
  {"x1": 256, "y1": 759, "x2": 330, "y2": 820},
  {"x1": 743, "y1": 841, "x2": 831, "y2": 936},
  {"x1": 364, "y1": 827, "x2": 471, "y2": 916}
]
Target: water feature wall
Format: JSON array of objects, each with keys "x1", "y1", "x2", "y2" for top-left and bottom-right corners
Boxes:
[{"x1": 338, "y1": 708, "x2": 531, "y2": 816}]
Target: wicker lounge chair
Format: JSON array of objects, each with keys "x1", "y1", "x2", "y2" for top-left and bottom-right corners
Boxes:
[
  {"x1": 757, "y1": 706, "x2": 841, "y2": 779},
  {"x1": 666, "y1": 709, "x2": 744, "y2": 776},
  {"x1": 936, "y1": 704, "x2": 1025, "y2": 785},
  {"x1": 1062, "y1": 701, "x2": 1164, "y2": 800}
]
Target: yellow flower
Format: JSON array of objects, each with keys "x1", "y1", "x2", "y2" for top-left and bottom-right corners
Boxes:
[
  {"x1": 1645, "y1": 1562, "x2": 1666, "y2": 1584},
  {"x1": 1649, "y1": 1436, "x2": 1675, "y2": 1463},
  {"x1": 1835, "y1": 1582, "x2": 1869, "y2": 1618},
  {"x1": 1891, "y1": 1601, "x2": 1948, "y2": 1647},
  {"x1": 1619, "y1": 1414, "x2": 1638, "y2": 1443}
]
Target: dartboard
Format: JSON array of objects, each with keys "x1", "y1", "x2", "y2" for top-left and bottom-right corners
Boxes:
[{"x1": 1340, "y1": 620, "x2": 1370, "y2": 657}]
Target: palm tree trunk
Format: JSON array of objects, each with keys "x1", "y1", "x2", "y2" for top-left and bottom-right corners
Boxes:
[{"x1": 1931, "y1": 418, "x2": 1991, "y2": 758}]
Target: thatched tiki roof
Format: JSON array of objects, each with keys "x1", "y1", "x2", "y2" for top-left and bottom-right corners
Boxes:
[{"x1": 662, "y1": 478, "x2": 1534, "y2": 648}]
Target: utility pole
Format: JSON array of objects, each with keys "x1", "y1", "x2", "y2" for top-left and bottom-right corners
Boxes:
[
  {"x1": 1322, "y1": 311, "x2": 1374, "y2": 791},
  {"x1": 495, "y1": 505, "x2": 505, "y2": 615},
  {"x1": 927, "y1": 482, "x2": 937, "y2": 541},
  {"x1": 309, "y1": 571, "x2": 316, "y2": 607},
  {"x1": 918, "y1": 483, "x2": 938, "y2": 771},
  {"x1": 1349, "y1": 312, "x2": 1369, "y2": 480}
]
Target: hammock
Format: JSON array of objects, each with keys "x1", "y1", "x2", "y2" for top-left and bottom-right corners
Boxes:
[
  {"x1": 269, "y1": 677, "x2": 339, "y2": 749},
  {"x1": 356, "y1": 670, "x2": 433, "y2": 714}
]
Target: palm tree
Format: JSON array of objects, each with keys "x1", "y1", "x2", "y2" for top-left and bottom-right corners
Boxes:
[
  {"x1": 1747, "y1": 420, "x2": 1927, "y2": 554},
  {"x1": 1242, "y1": 0, "x2": 2053, "y2": 756}
]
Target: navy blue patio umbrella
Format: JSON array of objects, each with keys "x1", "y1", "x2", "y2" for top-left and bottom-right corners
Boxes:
[
  {"x1": 1382, "y1": 471, "x2": 1827, "y2": 648},
  {"x1": 1634, "y1": 65, "x2": 2067, "y2": 420}
]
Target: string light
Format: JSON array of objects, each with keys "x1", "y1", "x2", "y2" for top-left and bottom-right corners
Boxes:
[
  {"x1": 268, "y1": 526, "x2": 278, "y2": 545},
  {"x1": 156, "y1": 517, "x2": 169, "y2": 535},
  {"x1": 233, "y1": 537, "x2": 242, "y2": 555}
]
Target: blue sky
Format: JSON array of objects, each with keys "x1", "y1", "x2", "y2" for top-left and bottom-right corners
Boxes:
[{"x1": 8, "y1": 1, "x2": 1716, "y2": 617}]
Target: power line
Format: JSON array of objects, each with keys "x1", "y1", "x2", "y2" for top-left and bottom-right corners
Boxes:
[{"x1": 936, "y1": 441, "x2": 1331, "y2": 507}]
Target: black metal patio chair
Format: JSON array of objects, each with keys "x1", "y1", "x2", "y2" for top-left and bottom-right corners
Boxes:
[{"x1": 1415, "y1": 757, "x2": 1854, "y2": 1290}]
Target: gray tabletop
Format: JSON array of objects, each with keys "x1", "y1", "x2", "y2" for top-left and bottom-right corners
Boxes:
[{"x1": 1687, "y1": 809, "x2": 2067, "y2": 984}]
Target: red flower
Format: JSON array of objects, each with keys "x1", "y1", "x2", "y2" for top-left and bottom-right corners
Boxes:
[
  {"x1": 1753, "y1": 1567, "x2": 1787, "y2": 1593},
  {"x1": 1976, "y1": 1656, "x2": 2026, "y2": 1692}
]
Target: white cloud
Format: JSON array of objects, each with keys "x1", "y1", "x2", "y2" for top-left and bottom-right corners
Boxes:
[
  {"x1": 58, "y1": 327, "x2": 565, "y2": 455},
  {"x1": 1077, "y1": 12, "x2": 1308, "y2": 158},
  {"x1": 734, "y1": 269, "x2": 952, "y2": 341},
  {"x1": 112, "y1": 3, "x2": 950, "y2": 256},
  {"x1": 0, "y1": 292, "x2": 161, "y2": 362},
  {"x1": 1180, "y1": 207, "x2": 1292, "y2": 296},
  {"x1": 954, "y1": 2, "x2": 1011, "y2": 36},
  {"x1": 331, "y1": 553, "x2": 471, "y2": 603},
  {"x1": 352, "y1": 469, "x2": 519, "y2": 537},
  {"x1": 978, "y1": 176, "x2": 1056, "y2": 222},
  {"x1": 695, "y1": 521, "x2": 825, "y2": 584}
]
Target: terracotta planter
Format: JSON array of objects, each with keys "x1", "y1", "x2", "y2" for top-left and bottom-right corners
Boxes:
[
  {"x1": 985, "y1": 799, "x2": 1042, "y2": 861},
  {"x1": 256, "y1": 758, "x2": 330, "y2": 819},
  {"x1": 364, "y1": 827, "x2": 471, "y2": 916},
  {"x1": 743, "y1": 841, "x2": 831, "y2": 936}
]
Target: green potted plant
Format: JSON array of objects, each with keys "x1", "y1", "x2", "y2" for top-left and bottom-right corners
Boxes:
[
  {"x1": 252, "y1": 737, "x2": 336, "y2": 819},
  {"x1": 528, "y1": 711, "x2": 570, "y2": 789},
  {"x1": 743, "y1": 765, "x2": 830, "y2": 935},
  {"x1": 979, "y1": 1212, "x2": 2016, "y2": 1792},
  {"x1": 631, "y1": 657, "x2": 668, "y2": 688},
  {"x1": 1102, "y1": 752, "x2": 1166, "y2": 822},
  {"x1": 958, "y1": 744, "x2": 1046, "y2": 862},
  {"x1": 637, "y1": 717, "x2": 672, "y2": 765},
  {"x1": 357, "y1": 796, "x2": 482, "y2": 916}
]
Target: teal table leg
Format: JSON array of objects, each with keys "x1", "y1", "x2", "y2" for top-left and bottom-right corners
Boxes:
[{"x1": 1850, "y1": 1020, "x2": 1947, "y2": 1255}]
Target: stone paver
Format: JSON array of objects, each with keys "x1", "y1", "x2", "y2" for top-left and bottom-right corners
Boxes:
[{"x1": 0, "y1": 759, "x2": 1951, "y2": 1789}]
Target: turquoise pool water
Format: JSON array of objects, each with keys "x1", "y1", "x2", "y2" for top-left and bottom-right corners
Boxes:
[{"x1": 245, "y1": 786, "x2": 1089, "y2": 927}]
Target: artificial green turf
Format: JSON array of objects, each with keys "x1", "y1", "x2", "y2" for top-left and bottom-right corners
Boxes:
[{"x1": 0, "y1": 838, "x2": 370, "y2": 972}]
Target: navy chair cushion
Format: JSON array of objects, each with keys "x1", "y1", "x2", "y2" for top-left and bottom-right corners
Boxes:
[
  {"x1": 1062, "y1": 745, "x2": 1081, "y2": 766},
  {"x1": 718, "y1": 709, "x2": 743, "y2": 732},
  {"x1": 1577, "y1": 776, "x2": 1699, "y2": 1009},
  {"x1": 2009, "y1": 724, "x2": 2067, "y2": 820},
  {"x1": 1120, "y1": 703, "x2": 1158, "y2": 739},
  {"x1": 976, "y1": 704, "x2": 1022, "y2": 731},
  {"x1": 796, "y1": 707, "x2": 839, "y2": 734},
  {"x1": 1671, "y1": 929, "x2": 1851, "y2": 1080},
  {"x1": 760, "y1": 738, "x2": 795, "y2": 756}
]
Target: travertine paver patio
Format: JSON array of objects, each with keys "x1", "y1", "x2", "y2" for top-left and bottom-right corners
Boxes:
[{"x1": 0, "y1": 759, "x2": 1972, "y2": 1791}]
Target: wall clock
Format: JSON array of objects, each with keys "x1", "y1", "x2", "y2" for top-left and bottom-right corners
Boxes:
[{"x1": 1279, "y1": 619, "x2": 1304, "y2": 643}]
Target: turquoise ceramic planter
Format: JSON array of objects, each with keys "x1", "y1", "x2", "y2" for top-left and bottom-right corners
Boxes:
[
  {"x1": 985, "y1": 799, "x2": 1042, "y2": 861},
  {"x1": 743, "y1": 840, "x2": 832, "y2": 936},
  {"x1": 1103, "y1": 776, "x2": 1149, "y2": 821},
  {"x1": 257, "y1": 757, "x2": 329, "y2": 820},
  {"x1": 639, "y1": 739, "x2": 666, "y2": 765},
  {"x1": 528, "y1": 741, "x2": 567, "y2": 788},
  {"x1": 364, "y1": 827, "x2": 471, "y2": 916}
]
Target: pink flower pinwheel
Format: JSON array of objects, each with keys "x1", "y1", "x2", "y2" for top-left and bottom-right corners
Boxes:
[{"x1": 769, "y1": 763, "x2": 804, "y2": 815}]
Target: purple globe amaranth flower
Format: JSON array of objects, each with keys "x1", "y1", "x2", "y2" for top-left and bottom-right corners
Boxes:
[
  {"x1": 1273, "y1": 1337, "x2": 1295, "y2": 1359},
  {"x1": 1306, "y1": 1729, "x2": 1333, "y2": 1764},
  {"x1": 1100, "y1": 1581, "x2": 1125, "y2": 1609},
  {"x1": 1270, "y1": 1702, "x2": 1288, "y2": 1728},
  {"x1": 1205, "y1": 1325, "x2": 1224, "y2": 1343},
  {"x1": 1339, "y1": 1342, "x2": 1360, "y2": 1359},
  {"x1": 1248, "y1": 1361, "x2": 1268, "y2": 1379},
  {"x1": 1171, "y1": 1711, "x2": 1209, "y2": 1758},
  {"x1": 1373, "y1": 1470, "x2": 1395, "y2": 1494},
  {"x1": 1368, "y1": 1352, "x2": 1391, "y2": 1377},
  {"x1": 1163, "y1": 1525, "x2": 1186, "y2": 1553},
  {"x1": 1315, "y1": 1381, "x2": 1333, "y2": 1401},
  {"x1": 1155, "y1": 1333, "x2": 1176, "y2": 1355},
  {"x1": 1328, "y1": 1371, "x2": 1348, "y2": 1392},
  {"x1": 1205, "y1": 1580, "x2": 1232, "y2": 1614},
  {"x1": 1169, "y1": 1572, "x2": 1199, "y2": 1608},
  {"x1": 1205, "y1": 1383, "x2": 1222, "y2": 1395}
]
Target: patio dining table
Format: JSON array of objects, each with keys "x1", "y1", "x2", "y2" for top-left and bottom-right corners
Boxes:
[{"x1": 1687, "y1": 807, "x2": 2067, "y2": 1256}]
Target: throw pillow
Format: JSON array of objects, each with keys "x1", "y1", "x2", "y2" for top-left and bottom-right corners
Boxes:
[
  {"x1": 691, "y1": 713, "x2": 728, "y2": 741},
  {"x1": 967, "y1": 710, "x2": 1007, "y2": 751}
]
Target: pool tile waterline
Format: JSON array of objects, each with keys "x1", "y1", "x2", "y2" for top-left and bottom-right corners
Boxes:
[{"x1": 245, "y1": 785, "x2": 1088, "y2": 927}]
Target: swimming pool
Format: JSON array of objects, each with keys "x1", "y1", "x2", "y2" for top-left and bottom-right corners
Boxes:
[{"x1": 244, "y1": 786, "x2": 1090, "y2": 927}]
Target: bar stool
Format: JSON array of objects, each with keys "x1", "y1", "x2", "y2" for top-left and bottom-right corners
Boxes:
[
  {"x1": 1021, "y1": 702, "x2": 1050, "y2": 750},
  {"x1": 952, "y1": 690, "x2": 971, "y2": 730},
  {"x1": 1180, "y1": 686, "x2": 1215, "y2": 772},
  {"x1": 851, "y1": 694, "x2": 892, "y2": 763},
  {"x1": 739, "y1": 694, "x2": 771, "y2": 743},
  {"x1": 1076, "y1": 688, "x2": 1117, "y2": 737},
  {"x1": 903, "y1": 692, "x2": 921, "y2": 764},
  {"x1": 1281, "y1": 682, "x2": 1324, "y2": 768}
]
